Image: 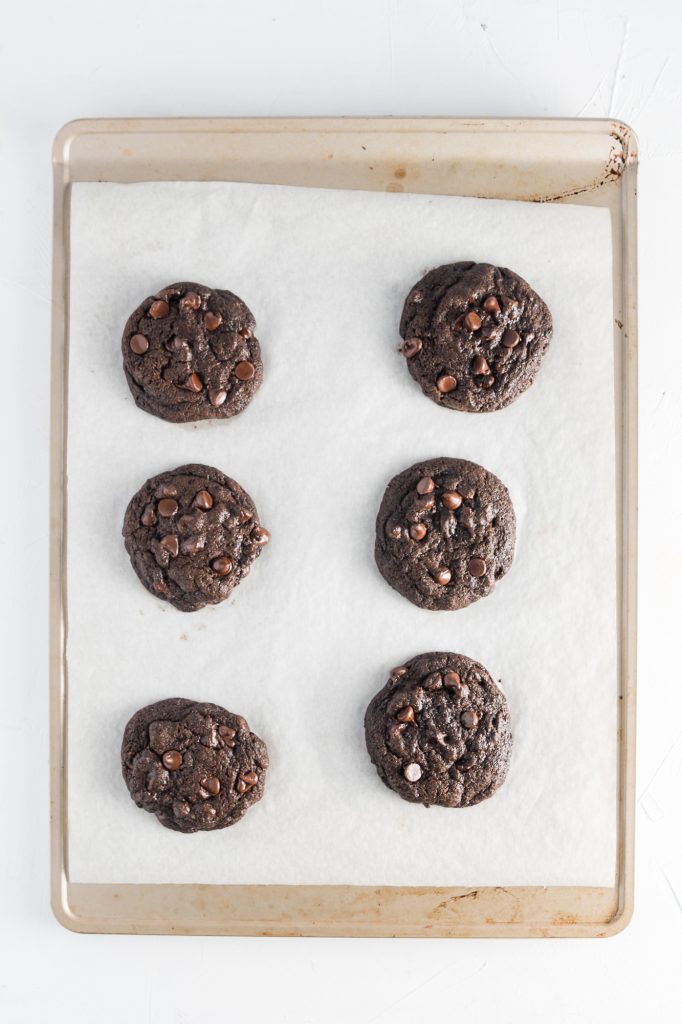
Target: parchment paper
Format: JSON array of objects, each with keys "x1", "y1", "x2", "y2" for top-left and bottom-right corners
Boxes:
[{"x1": 67, "y1": 181, "x2": 617, "y2": 886}]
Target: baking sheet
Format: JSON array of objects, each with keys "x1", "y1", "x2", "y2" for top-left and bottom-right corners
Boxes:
[{"x1": 66, "y1": 180, "x2": 616, "y2": 886}]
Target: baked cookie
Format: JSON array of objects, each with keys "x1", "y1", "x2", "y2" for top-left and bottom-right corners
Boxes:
[
  {"x1": 122, "y1": 464, "x2": 269, "y2": 612},
  {"x1": 399, "y1": 262, "x2": 552, "y2": 412},
  {"x1": 122, "y1": 281, "x2": 262, "y2": 423},
  {"x1": 375, "y1": 457, "x2": 515, "y2": 611},
  {"x1": 365, "y1": 653, "x2": 512, "y2": 807},
  {"x1": 121, "y1": 698, "x2": 268, "y2": 833}
]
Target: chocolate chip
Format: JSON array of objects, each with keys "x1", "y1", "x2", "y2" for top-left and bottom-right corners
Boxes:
[
  {"x1": 149, "y1": 300, "x2": 169, "y2": 319},
  {"x1": 390, "y1": 665, "x2": 408, "y2": 681},
  {"x1": 443, "y1": 670, "x2": 461, "y2": 689},
  {"x1": 483, "y1": 296, "x2": 500, "y2": 314},
  {"x1": 202, "y1": 776, "x2": 221, "y2": 796},
  {"x1": 502, "y1": 329, "x2": 520, "y2": 348},
  {"x1": 464, "y1": 311, "x2": 482, "y2": 331},
  {"x1": 129, "y1": 333, "x2": 149, "y2": 354},
  {"x1": 204, "y1": 311, "x2": 222, "y2": 331},
  {"x1": 237, "y1": 770, "x2": 258, "y2": 793},
  {"x1": 386, "y1": 523, "x2": 402, "y2": 540},
  {"x1": 472, "y1": 354, "x2": 491, "y2": 375},
  {"x1": 480, "y1": 326, "x2": 497, "y2": 342},
  {"x1": 239, "y1": 327, "x2": 253, "y2": 339},
  {"x1": 433, "y1": 567, "x2": 452, "y2": 585},
  {"x1": 416, "y1": 476, "x2": 435, "y2": 495},
  {"x1": 442, "y1": 491, "x2": 462, "y2": 510},
  {"x1": 461, "y1": 710, "x2": 479, "y2": 729},
  {"x1": 251, "y1": 526, "x2": 270, "y2": 545},
  {"x1": 437, "y1": 374, "x2": 457, "y2": 393},
  {"x1": 160, "y1": 534, "x2": 179, "y2": 557},
  {"x1": 162, "y1": 750, "x2": 182, "y2": 770},
  {"x1": 187, "y1": 372, "x2": 203, "y2": 392},
  {"x1": 479, "y1": 375, "x2": 495, "y2": 389},
  {"x1": 218, "y1": 724, "x2": 237, "y2": 748},
  {"x1": 173, "y1": 800, "x2": 191, "y2": 817},
  {"x1": 401, "y1": 337, "x2": 423, "y2": 358},
  {"x1": 209, "y1": 388, "x2": 227, "y2": 407},
  {"x1": 403, "y1": 763, "x2": 422, "y2": 782},
  {"x1": 211, "y1": 556, "x2": 232, "y2": 575},
  {"x1": 180, "y1": 291, "x2": 202, "y2": 311},
  {"x1": 409, "y1": 523, "x2": 427, "y2": 541},
  {"x1": 158, "y1": 498, "x2": 179, "y2": 517},
  {"x1": 154, "y1": 579, "x2": 169, "y2": 593},
  {"x1": 235, "y1": 361, "x2": 255, "y2": 381},
  {"x1": 468, "y1": 557, "x2": 487, "y2": 577},
  {"x1": 396, "y1": 706, "x2": 415, "y2": 723},
  {"x1": 141, "y1": 504, "x2": 156, "y2": 527},
  {"x1": 157, "y1": 483, "x2": 178, "y2": 498},
  {"x1": 181, "y1": 535, "x2": 205, "y2": 556},
  {"x1": 200, "y1": 724, "x2": 219, "y2": 748},
  {"x1": 194, "y1": 490, "x2": 213, "y2": 510},
  {"x1": 416, "y1": 495, "x2": 435, "y2": 514},
  {"x1": 166, "y1": 336, "x2": 187, "y2": 352},
  {"x1": 424, "y1": 672, "x2": 443, "y2": 690}
]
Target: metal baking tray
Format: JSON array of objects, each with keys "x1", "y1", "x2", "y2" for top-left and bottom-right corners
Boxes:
[{"x1": 50, "y1": 117, "x2": 637, "y2": 937}]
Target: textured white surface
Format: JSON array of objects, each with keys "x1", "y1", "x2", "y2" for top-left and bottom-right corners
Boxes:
[
  {"x1": 1, "y1": 0, "x2": 681, "y2": 1021},
  {"x1": 67, "y1": 181, "x2": 615, "y2": 886}
]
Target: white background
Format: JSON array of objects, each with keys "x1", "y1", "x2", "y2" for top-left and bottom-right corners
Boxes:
[{"x1": 0, "y1": 0, "x2": 679, "y2": 1021}]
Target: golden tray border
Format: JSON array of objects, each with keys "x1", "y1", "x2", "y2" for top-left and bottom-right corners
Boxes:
[{"x1": 50, "y1": 117, "x2": 637, "y2": 937}]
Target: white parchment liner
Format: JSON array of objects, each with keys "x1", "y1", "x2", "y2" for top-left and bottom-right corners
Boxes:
[{"x1": 67, "y1": 181, "x2": 616, "y2": 885}]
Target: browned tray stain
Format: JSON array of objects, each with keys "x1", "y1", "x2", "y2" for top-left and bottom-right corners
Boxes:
[{"x1": 50, "y1": 117, "x2": 637, "y2": 937}]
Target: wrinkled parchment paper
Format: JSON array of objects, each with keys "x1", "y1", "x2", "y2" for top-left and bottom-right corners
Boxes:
[{"x1": 66, "y1": 181, "x2": 616, "y2": 885}]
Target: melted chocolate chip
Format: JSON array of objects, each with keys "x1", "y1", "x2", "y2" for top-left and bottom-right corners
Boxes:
[
  {"x1": 129, "y1": 334, "x2": 149, "y2": 354},
  {"x1": 402, "y1": 337, "x2": 423, "y2": 358},
  {"x1": 204, "y1": 312, "x2": 222, "y2": 331},
  {"x1": 149, "y1": 300, "x2": 169, "y2": 319},
  {"x1": 437, "y1": 374, "x2": 457, "y2": 393}
]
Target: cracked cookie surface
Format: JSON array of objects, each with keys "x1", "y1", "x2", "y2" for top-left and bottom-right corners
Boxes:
[
  {"x1": 121, "y1": 698, "x2": 268, "y2": 833},
  {"x1": 122, "y1": 281, "x2": 262, "y2": 423},
  {"x1": 399, "y1": 262, "x2": 552, "y2": 412},
  {"x1": 122, "y1": 463, "x2": 270, "y2": 612},
  {"x1": 375, "y1": 457, "x2": 515, "y2": 611},
  {"x1": 364, "y1": 653, "x2": 512, "y2": 807}
]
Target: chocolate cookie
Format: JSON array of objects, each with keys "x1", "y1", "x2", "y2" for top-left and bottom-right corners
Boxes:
[
  {"x1": 122, "y1": 464, "x2": 270, "y2": 612},
  {"x1": 365, "y1": 653, "x2": 512, "y2": 807},
  {"x1": 399, "y1": 262, "x2": 552, "y2": 412},
  {"x1": 121, "y1": 698, "x2": 268, "y2": 833},
  {"x1": 375, "y1": 457, "x2": 515, "y2": 611},
  {"x1": 122, "y1": 282, "x2": 263, "y2": 423}
]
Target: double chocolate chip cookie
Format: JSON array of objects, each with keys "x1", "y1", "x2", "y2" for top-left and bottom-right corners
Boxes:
[
  {"x1": 121, "y1": 698, "x2": 268, "y2": 833},
  {"x1": 122, "y1": 464, "x2": 270, "y2": 612},
  {"x1": 122, "y1": 281, "x2": 263, "y2": 423},
  {"x1": 365, "y1": 653, "x2": 512, "y2": 807},
  {"x1": 399, "y1": 262, "x2": 552, "y2": 412},
  {"x1": 375, "y1": 457, "x2": 515, "y2": 611}
]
